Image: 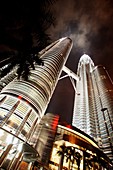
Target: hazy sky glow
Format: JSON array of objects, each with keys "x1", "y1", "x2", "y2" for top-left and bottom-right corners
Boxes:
[
  {"x1": 47, "y1": 0, "x2": 113, "y2": 124},
  {"x1": 49, "y1": 0, "x2": 113, "y2": 62}
]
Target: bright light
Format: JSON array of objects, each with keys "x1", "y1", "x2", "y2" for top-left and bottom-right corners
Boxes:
[
  {"x1": 17, "y1": 143, "x2": 23, "y2": 152},
  {"x1": 6, "y1": 134, "x2": 13, "y2": 144},
  {"x1": 80, "y1": 54, "x2": 94, "y2": 66},
  {"x1": 0, "y1": 129, "x2": 4, "y2": 137},
  {"x1": 13, "y1": 137, "x2": 19, "y2": 145}
]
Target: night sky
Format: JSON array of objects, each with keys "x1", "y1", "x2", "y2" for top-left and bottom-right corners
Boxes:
[
  {"x1": 0, "y1": 0, "x2": 113, "y2": 124},
  {"x1": 46, "y1": 0, "x2": 113, "y2": 124}
]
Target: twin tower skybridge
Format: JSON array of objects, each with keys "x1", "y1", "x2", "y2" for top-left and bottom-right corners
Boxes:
[{"x1": 60, "y1": 65, "x2": 79, "y2": 95}]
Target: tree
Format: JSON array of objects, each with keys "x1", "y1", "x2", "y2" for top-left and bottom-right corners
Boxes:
[
  {"x1": 83, "y1": 150, "x2": 92, "y2": 170},
  {"x1": 57, "y1": 142, "x2": 67, "y2": 170},
  {"x1": 74, "y1": 151, "x2": 82, "y2": 170},
  {"x1": 65, "y1": 146, "x2": 74, "y2": 170},
  {"x1": 83, "y1": 152, "x2": 101, "y2": 170},
  {"x1": 65, "y1": 146, "x2": 82, "y2": 170},
  {"x1": 90, "y1": 155, "x2": 109, "y2": 170},
  {"x1": 0, "y1": 0, "x2": 57, "y2": 80}
]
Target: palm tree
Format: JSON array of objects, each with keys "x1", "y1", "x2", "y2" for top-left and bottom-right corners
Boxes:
[
  {"x1": 0, "y1": 0, "x2": 56, "y2": 80},
  {"x1": 83, "y1": 152, "x2": 100, "y2": 170},
  {"x1": 74, "y1": 151, "x2": 82, "y2": 170},
  {"x1": 90, "y1": 155, "x2": 109, "y2": 170},
  {"x1": 57, "y1": 142, "x2": 67, "y2": 170},
  {"x1": 65, "y1": 146, "x2": 73, "y2": 170},
  {"x1": 83, "y1": 150, "x2": 92, "y2": 170},
  {"x1": 65, "y1": 146, "x2": 82, "y2": 170}
]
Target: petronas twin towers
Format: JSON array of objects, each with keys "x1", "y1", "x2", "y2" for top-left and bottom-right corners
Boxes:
[
  {"x1": 72, "y1": 54, "x2": 113, "y2": 163},
  {"x1": 0, "y1": 37, "x2": 113, "y2": 169},
  {"x1": 0, "y1": 37, "x2": 72, "y2": 169}
]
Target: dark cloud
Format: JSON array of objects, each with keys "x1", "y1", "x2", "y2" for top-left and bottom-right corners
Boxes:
[
  {"x1": 50, "y1": 0, "x2": 113, "y2": 73},
  {"x1": 50, "y1": 0, "x2": 113, "y2": 52}
]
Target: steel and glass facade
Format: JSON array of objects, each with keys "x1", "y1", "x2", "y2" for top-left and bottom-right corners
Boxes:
[
  {"x1": 0, "y1": 67, "x2": 17, "y2": 91},
  {"x1": 72, "y1": 54, "x2": 113, "y2": 163},
  {"x1": 0, "y1": 37, "x2": 72, "y2": 169}
]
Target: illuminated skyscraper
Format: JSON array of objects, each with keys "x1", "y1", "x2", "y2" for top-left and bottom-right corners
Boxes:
[
  {"x1": 72, "y1": 54, "x2": 113, "y2": 163},
  {"x1": 0, "y1": 37, "x2": 72, "y2": 169}
]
